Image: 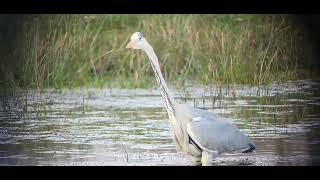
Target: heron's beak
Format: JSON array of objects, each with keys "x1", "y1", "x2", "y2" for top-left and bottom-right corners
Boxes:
[{"x1": 126, "y1": 41, "x2": 134, "y2": 49}]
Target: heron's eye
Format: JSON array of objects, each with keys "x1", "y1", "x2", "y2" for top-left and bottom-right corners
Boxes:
[{"x1": 139, "y1": 37, "x2": 142, "y2": 40}]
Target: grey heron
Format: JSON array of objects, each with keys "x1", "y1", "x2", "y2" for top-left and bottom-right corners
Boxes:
[{"x1": 126, "y1": 32, "x2": 256, "y2": 166}]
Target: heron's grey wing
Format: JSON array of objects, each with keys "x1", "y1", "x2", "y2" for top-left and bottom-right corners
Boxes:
[{"x1": 186, "y1": 110, "x2": 255, "y2": 154}]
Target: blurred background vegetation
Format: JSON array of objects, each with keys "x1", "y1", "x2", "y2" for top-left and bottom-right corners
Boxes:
[{"x1": 0, "y1": 14, "x2": 318, "y2": 89}]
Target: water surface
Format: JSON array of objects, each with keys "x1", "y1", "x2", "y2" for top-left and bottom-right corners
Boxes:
[{"x1": 0, "y1": 80, "x2": 319, "y2": 165}]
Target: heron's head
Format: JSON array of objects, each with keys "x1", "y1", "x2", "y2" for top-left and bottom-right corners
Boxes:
[{"x1": 126, "y1": 32, "x2": 147, "y2": 50}]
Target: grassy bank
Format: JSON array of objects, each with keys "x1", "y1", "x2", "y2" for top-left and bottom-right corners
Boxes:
[{"x1": 0, "y1": 14, "x2": 315, "y2": 89}]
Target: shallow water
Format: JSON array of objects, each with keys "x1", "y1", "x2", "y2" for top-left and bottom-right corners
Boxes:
[{"x1": 0, "y1": 80, "x2": 320, "y2": 166}]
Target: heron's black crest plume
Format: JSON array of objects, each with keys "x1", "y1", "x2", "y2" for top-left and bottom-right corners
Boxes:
[{"x1": 138, "y1": 32, "x2": 144, "y2": 38}]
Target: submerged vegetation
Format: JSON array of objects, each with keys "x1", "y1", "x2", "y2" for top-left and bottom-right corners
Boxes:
[{"x1": 0, "y1": 14, "x2": 317, "y2": 89}]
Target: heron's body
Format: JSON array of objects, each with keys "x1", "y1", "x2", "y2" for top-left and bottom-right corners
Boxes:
[
  {"x1": 173, "y1": 104, "x2": 255, "y2": 157},
  {"x1": 126, "y1": 32, "x2": 256, "y2": 165}
]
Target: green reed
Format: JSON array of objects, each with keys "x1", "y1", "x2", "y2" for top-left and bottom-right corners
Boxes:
[{"x1": 0, "y1": 14, "x2": 314, "y2": 89}]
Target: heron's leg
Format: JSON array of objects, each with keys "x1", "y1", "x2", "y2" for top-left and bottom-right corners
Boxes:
[
  {"x1": 201, "y1": 151, "x2": 217, "y2": 166},
  {"x1": 191, "y1": 156, "x2": 201, "y2": 166}
]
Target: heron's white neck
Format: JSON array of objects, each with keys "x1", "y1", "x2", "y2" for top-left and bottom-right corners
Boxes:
[{"x1": 143, "y1": 42, "x2": 177, "y2": 118}]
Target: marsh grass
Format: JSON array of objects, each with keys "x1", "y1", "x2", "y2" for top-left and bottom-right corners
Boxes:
[{"x1": 0, "y1": 14, "x2": 313, "y2": 89}]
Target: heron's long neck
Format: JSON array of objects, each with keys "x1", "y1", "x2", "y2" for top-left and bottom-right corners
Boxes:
[{"x1": 143, "y1": 44, "x2": 177, "y2": 118}]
